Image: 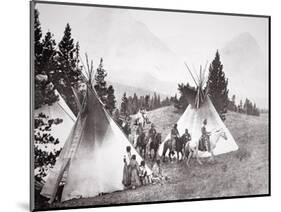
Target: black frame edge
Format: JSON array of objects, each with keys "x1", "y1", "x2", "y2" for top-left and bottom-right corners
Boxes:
[{"x1": 30, "y1": 1, "x2": 35, "y2": 211}]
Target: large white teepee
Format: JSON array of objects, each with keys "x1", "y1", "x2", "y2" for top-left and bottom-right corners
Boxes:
[
  {"x1": 41, "y1": 87, "x2": 151, "y2": 202},
  {"x1": 34, "y1": 90, "x2": 76, "y2": 154},
  {"x1": 158, "y1": 64, "x2": 238, "y2": 158}
]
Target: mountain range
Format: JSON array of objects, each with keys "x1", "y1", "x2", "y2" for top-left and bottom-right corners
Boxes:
[{"x1": 73, "y1": 8, "x2": 268, "y2": 109}]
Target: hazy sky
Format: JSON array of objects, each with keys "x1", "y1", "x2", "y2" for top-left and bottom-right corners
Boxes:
[
  {"x1": 36, "y1": 3, "x2": 269, "y2": 108},
  {"x1": 36, "y1": 3, "x2": 268, "y2": 65},
  {"x1": 131, "y1": 10, "x2": 268, "y2": 64}
]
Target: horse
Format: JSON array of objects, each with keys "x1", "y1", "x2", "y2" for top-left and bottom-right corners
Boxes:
[
  {"x1": 136, "y1": 132, "x2": 148, "y2": 159},
  {"x1": 121, "y1": 121, "x2": 131, "y2": 137},
  {"x1": 161, "y1": 138, "x2": 175, "y2": 162},
  {"x1": 149, "y1": 133, "x2": 162, "y2": 161},
  {"x1": 133, "y1": 110, "x2": 151, "y2": 128},
  {"x1": 184, "y1": 128, "x2": 227, "y2": 166},
  {"x1": 134, "y1": 111, "x2": 145, "y2": 127},
  {"x1": 161, "y1": 134, "x2": 189, "y2": 162}
]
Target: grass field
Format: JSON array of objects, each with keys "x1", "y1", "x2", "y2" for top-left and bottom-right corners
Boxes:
[{"x1": 48, "y1": 106, "x2": 269, "y2": 209}]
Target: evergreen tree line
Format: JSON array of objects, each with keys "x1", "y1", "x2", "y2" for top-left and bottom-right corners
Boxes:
[
  {"x1": 228, "y1": 95, "x2": 260, "y2": 116},
  {"x1": 117, "y1": 92, "x2": 173, "y2": 117},
  {"x1": 173, "y1": 84, "x2": 195, "y2": 110},
  {"x1": 34, "y1": 8, "x2": 81, "y2": 115},
  {"x1": 175, "y1": 50, "x2": 260, "y2": 120}
]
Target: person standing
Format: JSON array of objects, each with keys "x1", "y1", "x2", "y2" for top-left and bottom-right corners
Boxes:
[
  {"x1": 139, "y1": 160, "x2": 151, "y2": 185},
  {"x1": 122, "y1": 146, "x2": 132, "y2": 187},
  {"x1": 129, "y1": 155, "x2": 141, "y2": 189},
  {"x1": 170, "y1": 124, "x2": 180, "y2": 155},
  {"x1": 151, "y1": 159, "x2": 166, "y2": 184}
]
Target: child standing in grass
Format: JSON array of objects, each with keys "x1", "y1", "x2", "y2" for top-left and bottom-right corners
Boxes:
[
  {"x1": 139, "y1": 160, "x2": 151, "y2": 185},
  {"x1": 152, "y1": 159, "x2": 167, "y2": 184}
]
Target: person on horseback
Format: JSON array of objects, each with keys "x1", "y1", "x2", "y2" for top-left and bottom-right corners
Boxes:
[
  {"x1": 133, "y1": 118, "x2": 144, "y2": 147},
  {"x1": 148, "y1": 124, "x2": 157, "y2": 139},
  {"x1": 183, "y1": 129, "x2": 191, "y2": 143},
  {"x1": 199, "y1": 119, "x2": 211, "y2": 152},
  {"x1": 171, "y1": 124, "x2": 180, "y2": 156},
  {"x1": 122, "y1": 116, "x2": 131, "y2": 137},
  {"x1": 148, "y1": 123, "x2": 157, "y2": 159},
  {"x1": 136, "y1": 122, "x2": 144, "y2": 136}
]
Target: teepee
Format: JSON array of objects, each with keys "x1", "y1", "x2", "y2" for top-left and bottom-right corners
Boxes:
[
  {"x1": 158, "y1": 63, "x2": 238, "y2": 158},
  {"x1": 41, "y1": 84, "x2": 151, "y2": 202},
  {"x1": 34, "y1": 90, "x2": 76, "y2": 154}
]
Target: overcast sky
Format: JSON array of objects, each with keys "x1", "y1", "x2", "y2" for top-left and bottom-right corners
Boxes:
[
  {"x1": 36, "y1": 3, "x2": 268, "y2": 65},
  {"x1": 36, "y1": 3, "x2": 269, "y2": 108}
]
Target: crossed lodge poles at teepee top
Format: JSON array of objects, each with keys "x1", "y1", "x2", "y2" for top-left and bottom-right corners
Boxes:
[{"x1": 158, "y1": 62, "x2": 238, "y2": 158}]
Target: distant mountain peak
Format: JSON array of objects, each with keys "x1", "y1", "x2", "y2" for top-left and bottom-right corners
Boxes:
[{"x1": 221, "y1": 32, "x2": 268, "y2": 109}]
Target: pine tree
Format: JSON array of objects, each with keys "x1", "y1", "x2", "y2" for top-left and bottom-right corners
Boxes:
[
  {"x1": 57, "y1": 23, "x2": 80, "y2": 85},
  {"x1": 34, "y1": 9, "x2": 58, "y2": 109},
  {"x1": 145, "y1": 95, "x2": 150, "y2": 110},
  {"x1": 157, "y1": 94, "x2": 161, "y2": 108},
  {"x1": 127, "y1": 96, "x2": 133, "y2": 114},
  {"x1": 175, "y1": 83, "x2": 195, "y2": 110},
  {"x1": 41, "y1": 31, "x2": 57, "y2": 74},
  {"x1": 120, "y1": 93, "x2": 129, "y2": 116},
  {"x1": 94, "y1": 58, "x2": 108, "y2": 104},
  {"x1": 132, "y1": 93, "x2": 138, "y2": 114},
  {"x1": 207, "y1": 50, "x2": 229, "y2": 120},
  {"x1": 34, "y1": 9, "x2": 43, "y2": 75},
  {"x1": 105, "y1": 85, "x2": 116, "y2": 115},
  {"x1": 56, "y1": 23, "x2": 81, "y2": 115},
  {"x1": 227, "y1": 94, "x2": 237, "y2": 112}
]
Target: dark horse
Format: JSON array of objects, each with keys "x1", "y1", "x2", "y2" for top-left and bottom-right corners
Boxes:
[
  {"x1": 162, "y1": 135, "x2": 189, "y2": 162},
  {"x1": 175, "y1": 135, "x2": 189, "y2": 160},
  {"x1": 161, "y1": 138, "x2": 174, "y2": 162},
  {"x1": 149, "y1": 133, "x2": 162, "y2": 161},
  {"x1": 136, "y1": 132, "x2": 148, "y2": 159}
]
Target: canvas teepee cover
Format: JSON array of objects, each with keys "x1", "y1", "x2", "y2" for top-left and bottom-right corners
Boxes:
[
  {"x1": 158, "y1": 64, "x2": 238, "y2": 158},
  {"x1": 34, "y1": 90, "x2": 76, "y2": 154},
  {"x1": 41, "y1": 87, "x2": 151, "y2": 202},
  {"x1": 159, "y1": 96, "x2": 238, "y2": 158}
]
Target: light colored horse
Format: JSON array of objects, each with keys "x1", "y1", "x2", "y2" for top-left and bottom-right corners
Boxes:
[
  {"x1": 135, "y1": 111, "x2": 145, "y2": 127},
  {"x1": 185, "y1": 128, "x2": 227, "y2": 166}
]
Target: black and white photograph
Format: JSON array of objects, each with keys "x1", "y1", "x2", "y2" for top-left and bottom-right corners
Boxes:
[{"x1": 31, "y1": 1, "x2": 270, "y2": 211}]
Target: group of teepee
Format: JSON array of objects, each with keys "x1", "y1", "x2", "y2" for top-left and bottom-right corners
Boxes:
[
  {"x1": 158, "y1": 63, "x2": 238, "y2": 158},
  {"x1": 38, "y1": 57, "x2": 151, "y2": 203},
  {"x1": 36, "y1": 59, "x2": 238, "y2": 203}
]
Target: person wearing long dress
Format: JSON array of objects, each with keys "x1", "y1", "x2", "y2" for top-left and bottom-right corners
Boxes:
[
  {"x1": 122, "y1": 146, "x2": 132, "y2": 187},
  {"x1": 129, "y1": 154, "x2": 141, "y2": 189},
  {"x1": 170, "y1": 124, "x2": 180, "y2": 155}
]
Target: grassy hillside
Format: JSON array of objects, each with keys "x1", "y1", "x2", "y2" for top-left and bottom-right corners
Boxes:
[{"x1": 50, "y1": 106, "x2": 269, "y2": 209}]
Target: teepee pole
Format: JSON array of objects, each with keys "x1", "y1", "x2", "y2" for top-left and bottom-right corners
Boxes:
[
  {"x1": 192, "y1": 64, "x2": 200, "y2": 82},
  {"x1": 184, "y1": 62, "x2": 198, "y2": 87}
]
